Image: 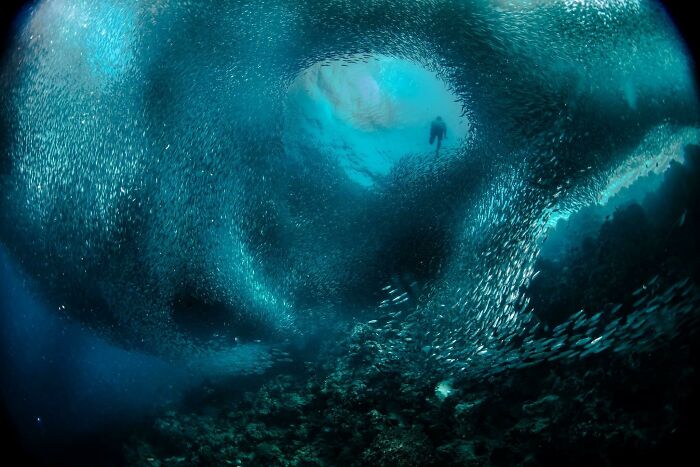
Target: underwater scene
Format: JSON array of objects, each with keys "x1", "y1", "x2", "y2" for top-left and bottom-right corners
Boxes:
[{"x1": 0, "y1": 0, "x2": 699, "y2": 465}]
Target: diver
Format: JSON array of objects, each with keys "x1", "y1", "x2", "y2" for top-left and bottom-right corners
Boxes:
[{"x1": 429, "y1": 116, "x2": 447, "y2": 156}]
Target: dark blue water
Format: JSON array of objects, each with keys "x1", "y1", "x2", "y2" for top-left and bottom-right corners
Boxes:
[{"x1": 0, "y1": 247, "x2": 195, "y2": 462}]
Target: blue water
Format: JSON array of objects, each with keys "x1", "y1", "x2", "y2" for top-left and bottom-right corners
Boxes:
[{"x1": 0, "y1": 247, "x2": 194, "y2": 455}]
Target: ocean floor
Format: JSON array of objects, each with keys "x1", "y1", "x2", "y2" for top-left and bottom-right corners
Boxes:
[{"x1": 123, "y1": 321, "x2": 699, "y2": 467}]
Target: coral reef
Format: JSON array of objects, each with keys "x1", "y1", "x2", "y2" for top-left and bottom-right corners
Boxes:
[{"x1": 124, "y1": 321, "x2": 698, "y2": 466}]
